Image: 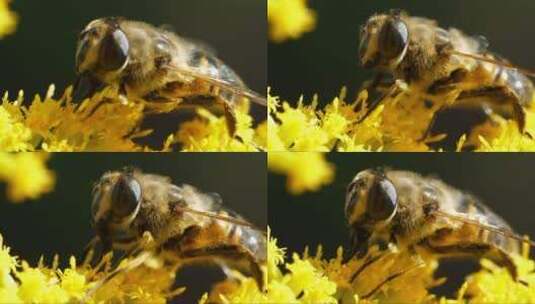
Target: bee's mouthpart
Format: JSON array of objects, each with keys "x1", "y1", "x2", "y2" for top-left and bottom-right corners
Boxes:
[{"x1": 72, "y1": 72, "x2": 106, "y2": 102}]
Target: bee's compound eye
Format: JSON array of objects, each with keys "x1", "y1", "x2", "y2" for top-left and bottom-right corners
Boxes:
[
  {"x1": 99, "y1": 29, "x2": 129, "y2": 71},
  {"x1": 111, "y1": 175, "x2": 142, "y2": 219},
  {"x1": 368, "y1": 178, "x2": 397, "y2": 221},
  {"x1": 378, "y1": 19, "x2": 408, "y2": 61}
]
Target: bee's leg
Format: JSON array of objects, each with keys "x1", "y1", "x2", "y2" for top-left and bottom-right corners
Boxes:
[
  {"x1": 421, "y1": 232, "x2": 518, "y2": 280},
  {"x1": 427, "y1": 86, "x2": 526, "y2": 150},
  {"x1": 214, "y1": 96, "x2": 238, "y2": 137},
  {"x1": 179, "y1": 244, "x2": 265, "y2": 291},
  {"x1": 424, "y1": 105, "x2": 493, "y2": 151},
  {"x1": 169, "y1": 93, "x2": 238, "y2": 137},
  {"x1": 346, "y1": 227, "x2": 371, "y2": 262},
  {"x1": 455, "y1": 86, "x2": 526, "y2": 132},
  {"x1": 163, "y1": 226, "x2": 265, "y2": 290},
  {"x1": 72, "y1": 72, "x2": 106, "y2": 103},
  {"x1": 356, "y1": 80, "x2": 404, "y2": 123},
  {"x1": 356, "y1": 73, "x2": 393, "y2": 111},
  {"x1": 426, "y1": 68, "x2": 469, "y2": 95},
  {"x1": 144, "y1": 79, "x2": 239, "y2": 137},
  {"x1": 360, "y1": 261, "x2": 425, "y2": 300},
  {"x1": 142, "y1": 91, "x2": 171, "y2": 103},
  {"x1": 350, "y1": 251, "x2": 385, "y2": 283}
]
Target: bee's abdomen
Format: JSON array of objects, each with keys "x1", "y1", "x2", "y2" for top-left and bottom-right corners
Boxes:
[
  {"x1": 237, "y1": 226, "x2": 267, "y2": 262},
  {"x1": 450, "y1": 194, "x2": 521, "y2": 254},
  {"x1": 503, "y1": 69, "x2": 534, "y2": 107}
]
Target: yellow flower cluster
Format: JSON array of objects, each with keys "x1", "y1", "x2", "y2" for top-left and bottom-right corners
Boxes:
[
  {"x1": 268, "y1": 89, "x2": 384, "y2": 152},
  {"x1": 0, "y1": 86, "x2": 264, "y2": 152},
  {"x1": 210, "y1": 231, "x2": 535, "y2": 304},
  {"x1": 268, "y1": 0, "x2": 316, "y2": 43},
  {"x1": 268, "y1": 89, "x2": 535, "y2": 152},
  {"x1": 0, "y1": 0, "x2": 16, "y2": 38},
  {"x1": 461, "y1": 254, "x2": 535, "y2": 303},
  {"x1": 268, "y1": 152, "x2": 334, "y2": 194},
  {"x1": 0, "y1": 234, "x2": 182, "y2": 303},
  {"x1": 176, "y1": 105, "x2": 266, "y2": 152},
  {"x1": 0, "y1": 153, "x2": 54, "y2": 203},
  {"x1": 200, "y1": 226, "x2": 535, "y2": 304},
  {"x1": 203, "y1": 230, "x2": 337, "y2": 304}
]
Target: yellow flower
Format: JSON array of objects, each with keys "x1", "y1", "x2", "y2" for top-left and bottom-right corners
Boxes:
[
  {"x1": 0, "y1": 233, "x2": 191, "y2": 304},
  {"x1": 0, "y1": 153, "x2": 54, "y2": 203},
  {"x1": 260, "y1": 232, "x2": 535, "y2": 304},
  {"x1": 269, "y1": 87, "x2": 535, "y2": 152},
  {"x1": 0, "y1": 0, "x2": 17, "y2": 38},
  {"x1": 476, "y1": 113, "x2": 535, "y2": 151},
  {"x1": 0, "y1": 106, "x2": 32, "y2": 152},
  {"x1": 463, "y1": 256, "x2": 535, "y2": 303},
  {"x1": 207, "y1": 230, "x2": 337, "y2": 304},
  {"x1": 286, "y1": 254, "x2": 337, "y2": 303},
  {"x1": 268, "y1": 152, "x2": 334, "y2": 195},
  {"x1": 176, "y1": 106, "x2": 265, "y2": 152},
  {"x1": 17, "y1": 266, "x2": 58, "y2": 303},
  {"x1": 268, "y1": 0, "x2": 316, "y2": 42},
  {"x1": 0, "y1": 85, "x2": 265, "y2": 152}
]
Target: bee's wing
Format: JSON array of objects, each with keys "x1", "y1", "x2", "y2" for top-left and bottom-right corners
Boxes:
[
  {"x1": 449, "y1": 50, "x2": 535, "y2": 78},
  {"x1": 172, "y1": 205, "x2": 265, "y2": 233},
  {"x1": 433, "y1": 209, "x2": 535, "y2": 247},
  {"x1": 180, "y1": 36, "x2": 218, "y2": 57},
  {"x1": 165, "y1": 63, "x2": 267, "y2": 106},
  {"x1": 167, "y1": 184, "x2": 266, "y2": 234}
]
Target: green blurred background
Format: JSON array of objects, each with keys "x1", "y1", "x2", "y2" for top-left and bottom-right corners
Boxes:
[
  {"x1": 269, "y1": 153, "x2": 535, "y2": 296},
  {"x1": 0, "y1": 0, "x2": 266, "y2": 146},
  {"x1": 0, "y1": 153, "x2": 266, "y2": 303},
  {"x1": 269, "y1": 0, "x2": 535, "y2": 105}
]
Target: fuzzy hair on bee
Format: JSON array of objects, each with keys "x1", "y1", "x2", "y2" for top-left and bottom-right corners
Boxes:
[
  {"x1": 358, "y1": 10, "x2": 534, "y2": 150},
  {"x1": 345, "y1": 168, "x2": 534, "y2": 281},
  {"x1": 89, "y1": 167, "x2": 267, "y2": 290},
  {"x1": 73, "y1": 17, "x2": 266, "y2": 137}
]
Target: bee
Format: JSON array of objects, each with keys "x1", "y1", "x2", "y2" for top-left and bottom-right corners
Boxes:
[
  {"x1": 73, "y1": 17, "x2": 266, "y2": 136},
  {"x1": 358, "y1": 10, "x2": 534, "y2": 150},
  {"x1": 345, "y1": 168, "x2": 533, "y2": 281},
  {"x1": 90, "y1": 167, "x2": 267, "y2": 290}
]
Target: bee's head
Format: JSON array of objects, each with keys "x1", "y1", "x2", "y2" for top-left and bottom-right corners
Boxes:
[
  {"x1": 73, "y1": 17, "x2": 130, "y2": 101},
  {"x1": 91, "y1": 167, "x2": 142, "y2": 251},
  {"x1": 358, "y1": 10, "x2": 409, "y2": 70},
  {"x1": 345, "y1": 169, "x2": 398, "y2": 230}
]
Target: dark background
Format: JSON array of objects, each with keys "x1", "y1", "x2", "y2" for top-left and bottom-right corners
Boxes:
[
  {"x1": 269, "y1": 153, "x2": 535, "y2": 297},
  {"x1": 0, "y1": 0, "x2": 267, "y2": 144},
  {"x1": 268, "y1": 1, "x2": 535, "y2": 105},
  {"x1": 0, "y1": 153, "x2": 267, "y2": 303}
]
